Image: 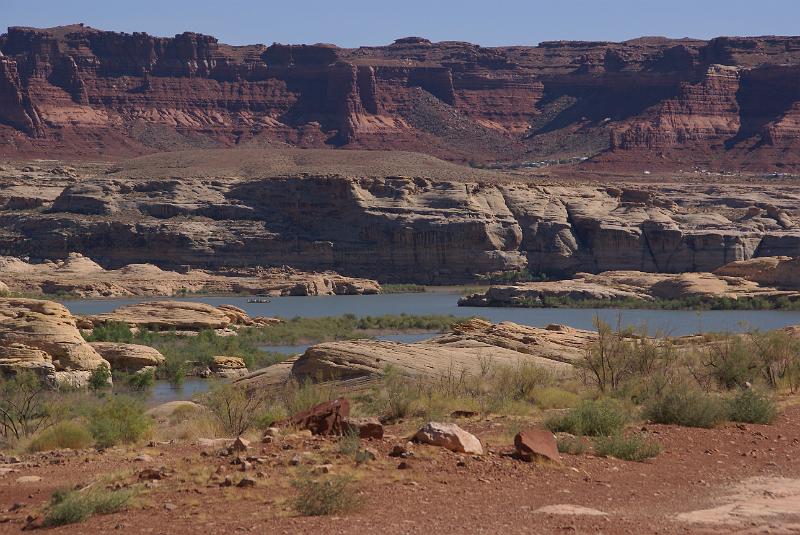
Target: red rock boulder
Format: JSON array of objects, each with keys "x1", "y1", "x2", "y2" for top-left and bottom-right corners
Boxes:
[
  {"x1": 343, "y1": 416, "x2": 384, "y2": 439},
  {"x1": 284, "y1": 397, "x2": 350, "y2": 435},
  {"x1": 514, "y1": 428, "x2": 560, "y2": 463}
]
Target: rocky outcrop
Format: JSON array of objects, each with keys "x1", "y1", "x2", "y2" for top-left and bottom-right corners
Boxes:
[
  {"x1": 0, "y1": 298, "x2": 109, "y2": 386},
  {"x1": 84, "y1": 300, "x2": 279, "y2": 332},
  {"x1": 0, "y1": 252, "x2": 380, "y2": 298},
  {"x1": 208, "y1": 356, "x2": 248, "y2": 379},
  {"x1": 89, "y1": 342, "x2": 165, "y2": 373},
  {"x1": 238, "y1": 319, "x2": 586, "y2": 390},
  {"x1": 459, "y1": 262, "x2": 800, "y2": 307},
  {"x1": 2, "y1": 26, "x2": 800, "y2": 169}
]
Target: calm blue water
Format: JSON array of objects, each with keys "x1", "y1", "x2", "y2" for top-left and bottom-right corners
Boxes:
[
  {"x1": 148, "y1": 377, "x2": 213, "y2": 405},
  {"x1": 62, "y1": 292, "x2": 800, "y2": 337}
]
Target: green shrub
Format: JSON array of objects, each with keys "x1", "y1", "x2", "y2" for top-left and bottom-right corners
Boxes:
[
  {"x1": 292, "y1": 474, "x2": 359, "y2": 516},
  {"x1": 643, "y1": 388, "x2": 728, "y2": 428},
  {"x1": 531, "y1": 387, "x2": 580, "y2": 409},
  {"x1": 727, "y1": 389, "x2": 778, "y2": 424},
  {"x1": 593, "y1": 433, "x2": 662, "y2": 462},
  {"x1": 83, "y1": 321, "x2": 134, "y2": 343},
  {"x1": 89, "y1": 396, "x2": 152, "y2": 447},
  {"x1": 114, "y1": 369, "x2": 155, "y2": 392},
  {"x1": 545, "y1": 399, "x2": 628, "y2": 436},
  {"x1": 44, "y1": 488, "x2": 132, "y2": 527},
  {"x1": 88, "y1": 364, "x2": 112, "y2": 392},
  {"x1": 703, "y1": 335, "x2": 759, "y2": 389},
  {"x1": 0, "y1": 371, "x2": 57, "y2": 441},
  {"x1": 27, "y1": 420, "x2": 93, "y2": 452},
  {"x1": 556, "y1": 435, "x2": 587, "y2": 455},
  {"x1": 281, "y1": 378, "x2": 336, "y2": 416},
  {"x1": 203, "y1": 383, "x2": 270, "y2": 436},
  {"x1": 338, "y1": 429, "x2": 361, "y2": 457}
]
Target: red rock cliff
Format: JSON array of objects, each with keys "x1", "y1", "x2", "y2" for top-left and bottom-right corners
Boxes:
[{"x1": 1, "y1": 25, "x2": 800, "y2": 170}]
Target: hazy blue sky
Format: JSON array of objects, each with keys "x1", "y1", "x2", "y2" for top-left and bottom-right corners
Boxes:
[{"x1": 4, "y1": 0, "x2": 798, "y2": 47}]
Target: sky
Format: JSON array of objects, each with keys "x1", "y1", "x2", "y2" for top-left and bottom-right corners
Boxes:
[{"x1": 3, "y1": 0, "x2": 798, "y2": 47}]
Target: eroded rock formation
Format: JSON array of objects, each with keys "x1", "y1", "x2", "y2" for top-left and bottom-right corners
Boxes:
[
  {"x1": 1, "y1": 25, "x2": 800, "y2": 169},
  {"x1": 1, "y1": 156, "x2": 798, "y2": 282},
  {"x1": 459, "y1": 262, "x2": 800, "y2": 307},
  {"x1": 0, "y1": 298, "x2": 109, "y2": 386}
]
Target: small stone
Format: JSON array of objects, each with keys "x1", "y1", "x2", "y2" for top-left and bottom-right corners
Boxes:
[
  {"x1": 164, "y1": 503, "x2": 177, "y2": 512},
  {"x1": 397, "y1": 461, "x2": 412, "y2": 470},
  {"x1": 220, "y1": 476, "x2": 233, "y2": 487},
  {"x1": 263, "y1": 427, "x2": 281, "y2": 437},
  {"x1": 15, "y1": 476, "x2": 42, "y2": 484},
  {"x1": 312, "y1": 464, "x2": 333, "y2": 475},
  {"x1": 237, "y1": 477, "x2": 256, "y2": 488},
  {"x1": 289, "y1": 455, "x2": 302, "y2": 466},
  {"x1": 133, "y1": 454, "x2": 153, "y2": 462},
  {"x1": 389, "y1": 444, "x2": 408, "y2": 457},
  {"x1": 229, "y1": 437, "x2": 250, "y2": 453}
]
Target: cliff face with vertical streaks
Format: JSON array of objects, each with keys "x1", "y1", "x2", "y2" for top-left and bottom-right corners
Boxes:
[{"x1": 1, "y1": 25, "x2": 800, "y2": 170}]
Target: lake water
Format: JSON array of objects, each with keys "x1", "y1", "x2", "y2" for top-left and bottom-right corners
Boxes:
[
  {"x1": 72, "y1": 292, "x2": 800, "y2": 404},
  {"x1": 63, "y1": 292, "x2": 800, "y2": 337}
]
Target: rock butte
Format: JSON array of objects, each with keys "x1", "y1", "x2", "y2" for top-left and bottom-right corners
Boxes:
[{"x1": 2, "y1": 26, "x2": 800, "y2": 171}]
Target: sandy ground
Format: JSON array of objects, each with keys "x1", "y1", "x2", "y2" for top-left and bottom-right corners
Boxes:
[{"x1": 2, "y1": 406, "x2": 800, "y2": 534}]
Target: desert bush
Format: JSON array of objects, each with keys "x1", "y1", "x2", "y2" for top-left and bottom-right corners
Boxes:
[
  {"x1": 280, "y1": 377, "x2": 338, "y2": 417},
  {"x1": 531, "y1": 386, "x2": 581, "y2": 409},
  {"x1": 291, "y1": 473, "x2": 359, "y2": 516},
  {"x1": 701, "y1": 334, "x2": 759, "y2": 389},
  {"x1": 748, "y1": 330, "x2": 800, "y2": 388},
  {"x1": 643, "y1": 387, "x2": 728, "y2": 428},
  {"x1": 88, "y1": 396, "x2": 152, "y2": 447},
  {"x1": 545, "y1": 399, "x2": 629, "y2": 436},
  {"x1": 0, "y1": 371, "x2": 57, "y2": 441},
  {"x1": 203, "y1": 383, "x2": 271, "y2": 436},
  {"x1": 556, "y1": 435, "x2": 587, "y2": 455},
  {"x1": 491, "y1": 362, "x2": 553, "y2": 403},
  {"x1": 44, "y1": 487, "x2": 132, "y2": 527},
  {"x1": 727, "y1": 389, "x2": 778, "y2": 424},
  {"x1": 593, "y1": 433, "x2": 661, "y2": 462},
  {"x1": 579, "y1": 318, "x2": 678, "y2": 395},
  {"x1": 368, "y1": 366, "x2": 418, "y2": 421},
  {"x1": 88, "y1": 364, "x2": 112, "y2": 392},
  {"x1": 27, "y1": 420, "x2": 93, "y2": 452}
]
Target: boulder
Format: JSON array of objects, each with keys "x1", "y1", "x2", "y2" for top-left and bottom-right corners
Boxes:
[
  {"x1": 514, "y1": 428, "x2": 560, "y2": 463},
  {"x1": 0, "y1": 298, "x2": 108, "y2": 386},
  {"x1": 86, "y1": 301, "x2": 236, "y2": 331},
  {"x1": 343, "y1": 416, "x2": 384, "y2": 439},
  {"x1": 283, "y1": 398, "x2": 350, "y2": 435},
  {"x1": 209, "y1": 356, "x2": 248, "y2": 378},
  {"x1": 414, "y1": 422, "x2": 483, "y2": 455},
  {"x1": 89, "y1": 342, "x2": 165, "y2": 372}
]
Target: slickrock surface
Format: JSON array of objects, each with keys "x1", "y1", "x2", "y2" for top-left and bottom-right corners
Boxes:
[
  {"x1": 0, "y1": 253, "x2": 380, "y2": 298},
  {"x1": 460, "y1": 262, "x2": 800, "y2": 306},
  {"x1": 2, "y1": 155, "x2": 800, "y2": 282},
  {"x1": 83, "y1": 300, "x2": 278, "y2": 332},
  {"x1": 239, "y1": 318, "x2": 588, "y2": 389},
  {"x1": 0, "y1": 298, "x2": 108, "y2": 385},
  {"x1": 2, "y1": 25, "x2": 800, "y2": 170},
  {"x1": 88, "y1": 342, "x2": 165, "y2": 373}
]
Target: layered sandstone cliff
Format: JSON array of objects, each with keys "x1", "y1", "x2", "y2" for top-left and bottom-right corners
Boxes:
[
  {"x1": 1, "y1": 153, "x2": 799, "y2": 282},
  {"x1": 1, "y1": 26, "x2": 800, "y2": 169}
]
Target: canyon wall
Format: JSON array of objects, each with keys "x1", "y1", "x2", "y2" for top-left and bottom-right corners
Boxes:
[
  {"x1": 1, "y1": 26, "x2": 800, "y2": 169},
  {"x1": 1, "y1": 160, "x2": 799, "y2": 282}
]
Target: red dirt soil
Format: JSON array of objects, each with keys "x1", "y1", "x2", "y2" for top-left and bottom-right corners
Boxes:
[{"x1": 3, "y1": 405, "x2": 800, "y2": 534}]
